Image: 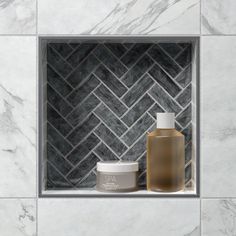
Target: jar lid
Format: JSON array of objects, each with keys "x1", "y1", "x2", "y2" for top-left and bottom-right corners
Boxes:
[{"x1": 97, "y1": 161, "x2": 139, "y2": 172}]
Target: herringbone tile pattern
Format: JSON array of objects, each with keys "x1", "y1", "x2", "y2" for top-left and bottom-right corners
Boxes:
[{"x1": 45, "y1": 41, "x2": 193, "y2": 189}]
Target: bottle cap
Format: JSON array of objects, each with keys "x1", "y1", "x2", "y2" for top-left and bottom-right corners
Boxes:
[{"x1": 156, "y1": 113, "x2": 175, "y2": 129}]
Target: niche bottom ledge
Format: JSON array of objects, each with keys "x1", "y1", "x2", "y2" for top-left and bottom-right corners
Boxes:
[{"x1": 41, "y1": 189, "x2": 197, "y2": 197}]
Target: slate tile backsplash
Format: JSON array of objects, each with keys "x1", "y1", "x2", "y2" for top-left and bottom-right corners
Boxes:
[{"x1": 44, "y1": 41, "x2": 193, "y2": 190}]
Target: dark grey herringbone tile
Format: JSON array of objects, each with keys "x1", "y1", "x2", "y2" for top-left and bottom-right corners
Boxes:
[
  {"x1": 94, "y1": 143, "x2": 119, "y2": 161},
  {"x1": 47, "y1": 84, "x2": 73, "y2": 117},
  {"x1": 122, "y1": 135, "x2": 146, "y2": 161},
  {"x1": 67, "y1": 153, "x2": 100, "y2": 185},
  {"x1": 49, "y1": 43, "x2": 73, "y2": 58},
  {"x1": 67, "y1": 43, "x2": 97, "y2": 67},
  {"x1": 185, "y1": 142, "x2": 192, "y2": 164},
  {"x1": 148, "y1": 45, "x2": 181, "y2": 78},
  {"x1": 176, "y1": 104, "x2": 192, "y2": 128},
  {"x1": 159, "y1": 43, "x2": 182, "y2": 58},
  {"x1": 94, "y1": 85, "x2": 127, "y2": 116},
  {"x1": 76, "y1": 171, "x2": 97, "y2": 188},
  {"x1": 95, "y1": 123, "x2": 127, "y2": 156},
  {"x1": 47, "y1": 162, "x2": 72, "y2": 189},
  {"x1": 175, "y1": 64, "x2": 191, "y2": 88},
  {"x1": 66, "y1": 94, "x2": 100, "y2": 126},
  {"x1": 176, "y1": 83, "x2": 192, "y2": 107},
  {"x1": 94, "y1": 65, "x2": 127, "y2": 97},
  {"x1": 47, "y1": 103, "x2": 73, "y2": 136},
  {"x1": 47, "y1": 143, "x2": 73, "y2": 175},
  {"x1": 67, "y1": 133, "x2": 100, "y2": 165},
  {"x1": 122, "y1": 74, "x2": 154, "y2": 107},
  {"x1": 94, "y1": 103, "x2": 127, "y2": 136},
  {"x1": 94, "y1": 84, "x2": 127, "y2": 117},
  {"x1": 47, "y1": 65, "x2": 73, "y2": 97},
  {"x1": 121, "y1": 54, "x2": 154, "y2": 87},
  {"x1": 121, "y1": 43, "x2": 152, "y2": 67},
  {"x1": 149, "y1": 64, "x2": 181, "y2": 97},
  {"x1": 67, "y1": 114, "x2": 100, "y2": 146},
  {"x1": 104, "y1": 43, "x2": 127, "y2": 58},
  {"x1": 149, "y1": 84, "x2": 181, "y2": 114},
  {"x1": 47, "y1": 123, "x2": 73, "y2": 156},
  {"x1": 66, "y1": 74, "x2": 100, "y2": 107},
  {"x1": 122, "y1": 94, "x2": 154, "y2": 126},
  {"x1": 122, "y1": 113, "x2": 154, "y2": 146},
  {"x1": 94, "y1": 44, "x2": 127, "y2": 77},
  {"x1": 45, "y1": 41, "x2": 193, "y2": 189},
  {"x1": 185, "y1": 163, "x2": 192, "y2": 183},
  {"x1": 47, "y1": 46, "x2": 73, "y2": 78},
  {"x1": 67, "y1": 54, "x2": 99, "y2": 88},
  {"x1": 175, "y1": 44, "x2": 192, "y2": 68}
]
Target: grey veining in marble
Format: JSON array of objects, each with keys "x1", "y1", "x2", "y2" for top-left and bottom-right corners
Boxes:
[
  {"x1": 201, "y1": 37, "x2": 236, "y2": 197},
  {"x1": 38, "y1": 199, "x2": 200, "y2": 236},
  {"x1": 0, "y1": 0, "x2": 36, "y2": 34},
  {"x1": 202, "y1": 199, "x2": 236, "y2": 236},
  {"x1": 202, "y1": 0, "x2": 236, "y2": 34},
  {"x1": 0, "y1": 199, "x2": 36, "y2": 236},
  {"x1": 0, "y1": 37, "x2": 36, "y2": 197},
  {"x1": 38, "y1": 0, "x2": 200, "y2": 34}
]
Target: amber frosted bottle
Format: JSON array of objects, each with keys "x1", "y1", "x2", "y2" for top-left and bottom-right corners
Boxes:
[{"x1": 147, "y1": 113, "x2": 185, "y2": 192}]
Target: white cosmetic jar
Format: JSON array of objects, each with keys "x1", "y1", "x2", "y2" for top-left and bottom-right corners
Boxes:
[{"x1": 96, "y1": 161, "x2": 139, "y2": 193}]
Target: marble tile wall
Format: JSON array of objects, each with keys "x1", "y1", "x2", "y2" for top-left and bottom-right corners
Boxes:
[{"x1": 0, "y1": 0, "x2": 236, "y2": 235}]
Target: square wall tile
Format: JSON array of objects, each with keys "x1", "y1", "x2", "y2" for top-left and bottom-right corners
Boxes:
[
  {"x1": 0, "y1": 199, "x2": 36, "y2": 236},
  {"x1": 0, "y1": 36, "x2": 36, "y2": 197},
  {"x1": 202, "y1": 0, "x2": 236, "y2": 34},
  {"x1": 39, "y1": 198, "x2": 200, "y2": 236},
  {"x1": 202, "y1": 199, "x2": 236, "y2": 236},
  {"x1": 0, "y1": 0, "x2": 36, "y2": 34},
  {"x1": 201, "y1": 36, "x2": 236, "y2": 197},
  {"x1": 38, "y1": 0, "x2": 200, "y2": 35}
]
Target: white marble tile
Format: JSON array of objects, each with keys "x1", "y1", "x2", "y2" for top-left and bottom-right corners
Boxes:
[
  {"x1": 202, "y1": 199, "x2": 236, "y2": 236},
  {"x1": 38, "y1": 198, "x2": 200, "y2": 236},
  {"x1": 0, "y1": 0, "x2": 36, "y2": 34},
  {"x1": 201, "y1": 36, "x2": 236, "y2": 197},
  {"x1": 202, "y1": 0, "x2": 236, "y2": 35},
  {"x1": 38, "y1": 0, "x2": 200, "y2": 35},
  {"x1": 0, "y1": 36, "x2": 36, "y2": 197},
  {"x1": 0, "y1": 199, "x2": 36, "y2": 236}
]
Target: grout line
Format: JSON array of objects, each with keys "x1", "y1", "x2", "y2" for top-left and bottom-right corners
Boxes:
[
  {"x1": 47, "y1": 160, "x2": 74, "y2": 186},
  {"x1": 47, "y1": 83, "x2": 73, "y2": 111},
  {"x1": 92, "y1": 54, "x2": 130, "y2": 90},
  {"x1": 48, "y1": 44, "x2": 73, "y2": 69},
  {"x1": 47, "y1": 120, "x2": 74, "y2": 147},
  {"x1": 119, "y1": 86, "x2": 155, "y2": 120},
  {"x1": 92, "y1": 73, "x2": 129, "y2": 110},
  {"x1": 65, "y1": 120, "x2": 101, "y2": 155},
  {"x1": 47, "y1": 63, "x2": 74, "y2": 91},
  {"x1": 102, "y1": 43, "x2": 130, "y2": 70},
  {"x1": 92, "y1": 93, "x2": 129, "y2": 130},
  {"x1": 147, "y1": 70, "x2": 184, "y2": 103},
  {"x1": 65, "y1": 61, "x2": 101, "y2": 100},
  {"x1": 64, "y1": 86, "x2": 102, "y2": 138},
  {"x1": 47, "y1": 141, "x2": 74, "y2": 167},
  {"x1": 93, "y1": 139, "x2": 120, "y2": 161},
  {"x1": 65, "y1": 101, "x2": 101, "y2": 139},
  {"x1": 64, "y1": 44, "x2": 99, "y2": 80},
  {"x1": 65, "y1": 141, "x2": 102, "y2": 178}
]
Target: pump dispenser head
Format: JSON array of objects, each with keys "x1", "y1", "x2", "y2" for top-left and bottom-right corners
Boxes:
[{"x1": 156, "y1": 113, "x2": 175, "y2": 129}]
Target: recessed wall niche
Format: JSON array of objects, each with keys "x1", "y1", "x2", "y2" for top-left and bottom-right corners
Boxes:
[{"x1": 39, "y1": 37, "x2": 199, "y2": 197}]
